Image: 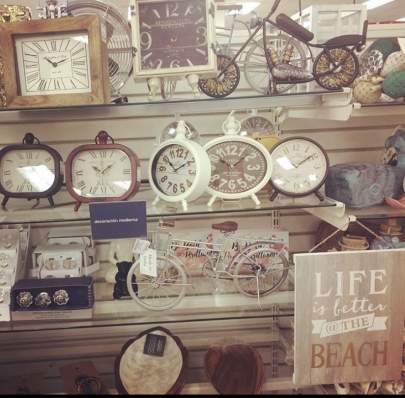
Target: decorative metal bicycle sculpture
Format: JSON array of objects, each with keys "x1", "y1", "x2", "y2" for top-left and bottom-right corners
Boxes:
[
  {"x1": 126, "y1": 224, "x2": 290, "y2": 311},
  {"x1": 199, "y1": 0, "x2": 368, "y2": 98}
]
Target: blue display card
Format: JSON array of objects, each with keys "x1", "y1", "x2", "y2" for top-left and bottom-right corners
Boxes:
[{"x1": 89, "y1": 201, "x2": 147, "y2": 240}]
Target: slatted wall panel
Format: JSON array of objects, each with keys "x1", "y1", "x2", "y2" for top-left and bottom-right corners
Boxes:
[{"x1": 1, "y1": 79, "x2": 405, "y2": 393}]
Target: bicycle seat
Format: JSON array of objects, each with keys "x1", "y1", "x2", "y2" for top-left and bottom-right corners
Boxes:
[
  {"x1": 276, "y1": 13, "x2": 314, "y2": 43},
  {"x1": 323, "y1": 34, "x2": 364, "y2": 47},
  {"x1": 212, "y1": 221, "x2": 238, "y2": 233}
]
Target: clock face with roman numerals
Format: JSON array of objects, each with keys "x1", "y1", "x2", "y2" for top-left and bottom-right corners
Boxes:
[
  {"x1": 14, "y1": 32, "x2": 91, "y2": 96},
  {"x1": 137, "y1": 0, "x2": 210, "y2": 70},
  {"x1": 0, "y1": 149, "x2": 57, "y2": 194},
  {"x1": 71, "y1": 149, "x2": 134, "y2": 199}
]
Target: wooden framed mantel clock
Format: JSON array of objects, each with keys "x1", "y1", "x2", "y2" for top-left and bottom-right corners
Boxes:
[
  {"x1": 0, "y1": 15, "x2": 110, "y2": 108},
  {"x1": 130, "y1": 0, "x2": 217, "y2": 98}
]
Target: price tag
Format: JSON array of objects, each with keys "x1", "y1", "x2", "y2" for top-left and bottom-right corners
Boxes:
[
  {"x1": 140, "y1": 249, "x2": 157, "y2": 277},
  {"x1": 133, "y1": 239, "x2": 151, "y2": 255}
]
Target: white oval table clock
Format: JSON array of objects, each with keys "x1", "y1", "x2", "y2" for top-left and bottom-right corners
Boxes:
[
  {"x1": 149, "y1": 120, "x2": 211, "y2": 211},
  {"x1": 204, "y1": 112, "x2": 273, "y2": 207}
]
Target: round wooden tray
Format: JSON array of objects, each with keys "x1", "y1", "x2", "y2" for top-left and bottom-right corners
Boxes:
[
  {"x1": 114, "y1": 326, "x2": 188, "y2": 395},
  {"x1": 205, "y1": 344, "x2": 264, "y2": 395}
]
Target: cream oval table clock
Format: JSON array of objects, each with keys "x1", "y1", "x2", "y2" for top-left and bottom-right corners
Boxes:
[
  {"x1": 149, "y1": 120, "x2": 211, "y2": 211},
  {"x1": 130, "y1": 0, "x2": 217, "y2": 99},
  {"x1": 204, "y1": 112, "x2": 273, "y2": 207}
]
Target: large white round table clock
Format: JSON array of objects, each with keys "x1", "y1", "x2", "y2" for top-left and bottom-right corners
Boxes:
[{"x1": 149, "y1": 120, "x2": 211, "y2": 211}]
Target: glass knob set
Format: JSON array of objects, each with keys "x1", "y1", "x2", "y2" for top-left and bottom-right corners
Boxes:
[{"x1": 16, "y1": 289, "x2": 70, "y2": 308}]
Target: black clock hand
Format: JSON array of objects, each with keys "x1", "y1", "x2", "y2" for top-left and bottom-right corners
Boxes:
[
  {"x1": 44, "y1": 57, "x2": 57, "y2": 67},
  {"x1": 219, "y1": 158, "x2": 231, "y2": 168},
  {"x1": 230, "y1": 156, "x2": 248, "y2": 169},
  {"x1": 165, "y1": 159, "x2": 176, "y2": 171},
  {"x1": 55, "y1": 58, "x2": 68, "y2": 65},
  {"x1": 101, "y1": 164, "x2": 114, "y2": 175},
  {"x1": 296, "y1": 154, "x2": 316, "y2": 168},
  {"x1": 174, "y1": 160, "x2": 194, "y2": 172}
]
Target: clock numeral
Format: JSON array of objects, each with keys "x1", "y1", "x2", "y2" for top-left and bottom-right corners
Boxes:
[
  {"x1": 196, "y1": 26, "x2": 208, "y2": 46},
  {"x1": 99, "y1": 151, "x2": 107, "y2": 159},
  {"x1": 195, "y1": 48, "x2": 207, "y2": 56},
  {"x1": 245, "y1": 174, "x2": 256, "y2": 182},
  {"x1": 186, "y1": 180, "x2": 193, "y2": 188},
  {"x1": 25, "y1": 63, "x2": 39, "y2": 70},
  {"x1": 179, "y1": 183, "x2": 185, "y2": 193},
  {"x1": 140, "y1": 32, "x2": 152, "y2": 51},
  {"x1": 3, "y1": 170, "x2": 11, "y2": 176},
  {"x1": 161, "y1": 176, "x2": 168, "y2": 183},
  {"x1": 77, "y1": 181, "x2": 86, "y2": 189},
  {"x1": 159, "y1": 166, "x2": 166, "y2": 172},
  {"x1": 32, "y1": 42, "x2": 44, "y2": 52},
  {"x1": 75, "y1": 171, "x2": 84, "y2": 176},
  {"x1": 152, "y1": 8, "x2": 161, "y2": 18},
  {"x1": 184, "y1": 5, "x2": 194, "y2": 16},
  {"x1": 100, "y1": 185, "x2": 107, "y2": 194},
  {"x1": 89, "y1": 151, "x2": 97, "y2": 159},
  {"x1": 26, "y1": 72, "x2": 40, "y2": 84},
  {"x1": 72, "y1": 59, "x2": 86, "y2": 67},
  {"x1": 51, "y1": 40, "x2": 57, "y2": 52},
  {"x1": 71, "y1": 47, "x2": 84, "y2": 57},
  {"x1": 5, "y1": 180, "x2": 13, "y2": 188},
  {"x1": 120, "y1": 155, "x2": 128, "y2": 162},
  {"x1": 70, "y1": 79, "x2": 77, "y2": 89},
  {"x1": 73, "y1": 70, "x2": 87, "y2": 79},
  {"x1": 166, "y1": 3, "x2": 179, "y2": 17},
  {"x1": 123, "y1": 169, "x2": 131, "y2": 175},
  {"x1": 25, "y1": 152, "x2": 33, "y2": 160},
  {"x1": 38, "y1": 80, "x2": 47, "y2": 91}
]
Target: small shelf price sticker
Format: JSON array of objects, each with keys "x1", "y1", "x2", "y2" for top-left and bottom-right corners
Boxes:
[{"x1": 140, "y1": 248, "x2": 157, "y2": 277}]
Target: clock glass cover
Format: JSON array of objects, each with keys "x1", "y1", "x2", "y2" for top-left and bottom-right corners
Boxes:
[
  {"x1": 138, "y1": 0, "x2": 209, "y2": 70},
  {"x1": 71, "y1": 149, "x2": 133, "y2": 198},
  {"x1": 0, "y1": 149, "x2": 57, "y2": 193},
  {"x1": 14, "y1": 32, "x2": 91, "y2": 96},
  {"x1": 152, "y1": 144, "x2": 197, "y2": 196},
  {"x1": 270, "y1": 138, "x2": 328, "y2": 196},
  {"x1": 207, "y1": 141, "x2": 268, "y2": 194}
]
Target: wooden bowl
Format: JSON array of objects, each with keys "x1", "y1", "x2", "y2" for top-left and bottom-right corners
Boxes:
[
  {"x1": 115, "y1": 327, "x2": 188, "y2": 395},
  {"x1": 205, "y1": 344, "x2": 264, "y2": 395}
]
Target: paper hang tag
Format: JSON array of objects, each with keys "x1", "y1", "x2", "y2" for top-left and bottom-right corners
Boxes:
[
  {"x1": 133, "y1": 239, "x2": 151, "y2": 255},
  {"x1": 140, "y1": 249, "x2": 157, "y2": 277}
]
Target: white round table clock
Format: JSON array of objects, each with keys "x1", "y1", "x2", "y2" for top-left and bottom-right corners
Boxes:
[
  {"x1": 149, "y1": 121, "x2": 211, "y2": 211},
  {"x1": 204, "y1": 112, "x2": 273, "y2": 207}
]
